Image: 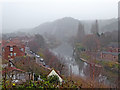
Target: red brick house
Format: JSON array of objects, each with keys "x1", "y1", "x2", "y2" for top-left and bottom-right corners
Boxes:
[
  {"x1": 2, "y1": 41, "x2": 25, "y2": 60},
  {"x1": 101, "y1": 42, "x2": 119, "y2": 61},
  {"x1": 101, "y1": 51, "x2": 119, "y2": 61}
]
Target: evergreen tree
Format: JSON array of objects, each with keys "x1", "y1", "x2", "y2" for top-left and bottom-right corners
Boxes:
[
  {"x1": 91, "y1": 20, "x2": 99, "y2": 35},
  {"x1": 76, "y1": 22, "x2": 85, "y2": 43}
]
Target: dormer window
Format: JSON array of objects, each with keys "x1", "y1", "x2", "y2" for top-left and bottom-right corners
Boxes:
[{"x1": 10, "y1": 47, "x2": 13, "y2": 51}]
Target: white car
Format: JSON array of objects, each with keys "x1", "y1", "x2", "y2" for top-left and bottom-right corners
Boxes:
[
  {"x1": 30, "y1": 51, "x2": 33, "y2": 54},
  {"x1": 33, "y1": 53, "x2": 36, "y2": 55},
  {"x1": 36, "y1": 55, "x2": 40, "y2": 58},
  {"x1": 40, "y1": 58, "x2": 44, "y2": 62}
]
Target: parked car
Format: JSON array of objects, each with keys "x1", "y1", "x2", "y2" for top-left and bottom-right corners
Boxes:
[
  {"x1": 36, "y1": 55, "x2": 40, "y2": 58},
  {"x1": 33, "y1": 53, "x2": 36, "y2": 55},
  {"x1": 30, "y1": 51, "x2": 33, "y2": 54},
  {"x1": 40, "y1": 58, "x2": 44, "y2": 62},
  {"x1": 42, "y1": 62, "x2": 45, "y2": 66}
]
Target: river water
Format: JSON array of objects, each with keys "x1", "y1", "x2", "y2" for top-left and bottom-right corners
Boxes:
[{"x1": 51, "y1": 42, "x2": 116, "y2": 87}]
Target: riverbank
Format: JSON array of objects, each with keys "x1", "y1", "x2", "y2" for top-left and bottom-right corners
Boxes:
[
  {"x1": 75, "y1": 51, "x2": 118, "y2": 87},
  {"x1": 51, "y1": 42, "x2": 118, "y2": 87},
  {"x1": 66, "y1": 74, "x2": 109, "y2": 88},
  {"x1": 80, "y1": 58, "x2": 102, "y2": 68}
]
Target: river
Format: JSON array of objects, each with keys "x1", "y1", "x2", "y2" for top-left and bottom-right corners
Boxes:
[{"x1": 51, "y1": 42, "x2": 116, "y2": 87}]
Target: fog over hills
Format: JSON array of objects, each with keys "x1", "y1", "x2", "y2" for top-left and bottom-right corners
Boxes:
[
  {"x1": 30, "y1": 17, "x2": 117, "y2": 39},
  {"x1": 31, "y1": 17, "x2": 79, "y2": 40},
  {"x1": 4, "y1": 17, "x2": 117, "y2": 40},
  {"x1": 101, "y1": 20, "x2": 118, "y2": 32}
]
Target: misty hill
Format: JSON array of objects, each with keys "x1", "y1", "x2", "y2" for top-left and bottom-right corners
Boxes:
[
  {"x1": 82, "y1": 18, "x2": 118, "y2": 33},
  {"x1": 30, "y1": 17, "x2": 117, "y2": 40},
  {"x1": 31, "y1": 17, "x2": 79, "y2": 40},
  {"x1": 101, "y1": 20, "x2": 118, "y2": 32}
]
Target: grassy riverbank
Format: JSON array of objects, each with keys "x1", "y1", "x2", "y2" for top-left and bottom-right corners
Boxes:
[{"x1": 75, "y1": 51, "x2": 118, "y2": 87}]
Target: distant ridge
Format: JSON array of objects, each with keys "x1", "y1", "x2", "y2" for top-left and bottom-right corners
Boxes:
[{"x1": 31, "y1": 17, "x2": 117, "y2": 38}]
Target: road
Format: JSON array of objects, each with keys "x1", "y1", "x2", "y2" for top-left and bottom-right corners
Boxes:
[{"x1": 25, "y1": 47, "x2": 48, "y2": 68}]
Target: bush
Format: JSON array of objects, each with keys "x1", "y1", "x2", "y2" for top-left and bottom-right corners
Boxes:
[{"x1": 48, "y1": 75, "x2": 59, "y2": 84}]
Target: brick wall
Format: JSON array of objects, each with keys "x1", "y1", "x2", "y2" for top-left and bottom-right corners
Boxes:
[
  {"x1": 101, "y1": 53, "x2": 118, "y2": 61},
  {"x1": 3, "y1": 45, "x2": 25, "y2": 60}
]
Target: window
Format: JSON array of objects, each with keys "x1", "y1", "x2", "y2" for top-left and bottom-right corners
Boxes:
[
  {"x1": 2, "y1": 47, "x2": 4, "y2": 52},
  {"x1": 10, "y1": 53, "x2": 13, "y2": 56},
  {"x1": 10, "y1": 47, "x2": 13, "y2": 51},
  {"x1": 14, "y1": 53, "x2": 16, "y2": 56},
  {"x1": 21, "y1": 48, "x2": 24, "y2": 51}
]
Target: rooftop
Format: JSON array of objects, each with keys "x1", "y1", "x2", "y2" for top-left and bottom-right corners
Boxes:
[
  {"x1": 2, "y1": 67, "x2": 25, "y2": 74},
  {"x1": 102, "y1": 51, "x2": 120, "y2": 56}
]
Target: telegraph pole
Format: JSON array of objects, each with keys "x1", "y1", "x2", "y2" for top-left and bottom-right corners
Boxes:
[{"x1": 70, "y1": 65, "x2": 72, "y2": 80}]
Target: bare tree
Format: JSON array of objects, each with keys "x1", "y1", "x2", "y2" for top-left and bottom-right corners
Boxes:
[{"x1": 83, "y1": 35, "x2": 99, "y2": 51}]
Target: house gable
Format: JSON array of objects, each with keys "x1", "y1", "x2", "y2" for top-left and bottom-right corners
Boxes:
[{"x1": 47, "y1": 69, "x2": 63, "y2": 83}]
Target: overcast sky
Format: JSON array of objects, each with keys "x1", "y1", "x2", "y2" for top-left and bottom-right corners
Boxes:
[{"x1": 1, "y1": 0, "x2": 119, "y2": 33}]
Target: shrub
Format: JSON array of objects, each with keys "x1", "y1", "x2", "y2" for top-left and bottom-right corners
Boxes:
[{"x1": 48, "y1": 75, "x2": 59, "y2": 84}]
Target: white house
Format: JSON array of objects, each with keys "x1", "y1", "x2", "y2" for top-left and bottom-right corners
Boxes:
[{"x1": 47, "y1": 69, "x2": 63, "y2": 83}]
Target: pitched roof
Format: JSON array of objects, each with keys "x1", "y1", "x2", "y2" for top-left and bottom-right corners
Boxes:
[
  {"x1": 2, "y1": 39, "x2": 24, "y2": 47},
  {"x1": 108, "y1": 42, "x2": 118, "y2": 48},
  {"x1": 47, "y1": 68, "x2": 63, "y2": 79},
  {"x1": 102, "y1": 51, "x2": 120, "y2": 56},
  {"x1": 5, "y1": 41, "x2": 16, "y2": 47},
  {"x1": 2, "y1": 67, "x2": 25, "y2": 74}
]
